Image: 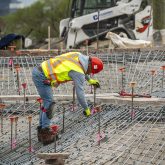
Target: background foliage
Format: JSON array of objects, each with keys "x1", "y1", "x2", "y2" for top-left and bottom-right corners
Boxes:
[
  {"x1": 152, "y1": 0, "x2": 165, "y2": 29},
  {"x1": 0, "y1": 0, "x2": 70, "y2": 44}
]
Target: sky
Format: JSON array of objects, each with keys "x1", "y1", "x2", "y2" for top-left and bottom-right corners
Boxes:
[
  {"x1": 9, "y1": 0, "x2": 39, "y2": 10},
  {"x1": 20, "y1": 0, "x2": 38, "y2": 6}
]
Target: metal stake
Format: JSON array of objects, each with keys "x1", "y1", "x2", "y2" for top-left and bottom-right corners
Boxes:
[
  {"x1": 0, "y1": 104, "x2": 5, "y2": 134},
  {"x1": 95, "y1": 105, "x2": 102, "y2": 146},
  {"x1": 15, "y1": 65, "x2": 20, "y2": 95},
  {"x1": 94, "y1": 85, "x2": 97, "y2": 107},
  {"x1": 54, "y1": 133, "x2": 57, "y2": 153},
  {"x1": 131, "y1": 87, "x2": 134, "y2": 121},
  {"x1": 15, "y1": 116, "x2": 19, "y2": 141},
  {"x1": 10, "y1": 116, "x2": 15, "y2": 150},
  {"x1": 90, "y1": 85, "x2": 93, "y2": 94},
  {"x1": 119, "y1": 67, "x2": 125, "y2": 91},
  {"x1": 28, "y1": 116, "x2": 32, "y2": 154},
  {"x1": 62, "y1": 106, "x2": 65, "y2": 133},
  {"x1": 150, "y1": 70, "x2": 156, "y2": 93},
  {"x1": 161, "y1": 66, "x2": 165, "y2": 88},
  {"x1": 22, "y1": 83, "x2": 27, "y2": 115},
  {"x1": 130, "y1": 82, "x2": 136, "y2": 121},
  {"x1": 37, "y1": 98, "x2": 43, "y2": 127},
  {"x1": 72, "y1": 84, "x2": 76, "y2": 111},
  {"x1": 162, "y1": 69, "x2": 164, "y2": 88},
  {"x1": 98, "y1": 107, "x2": 101, "y2": 146}
]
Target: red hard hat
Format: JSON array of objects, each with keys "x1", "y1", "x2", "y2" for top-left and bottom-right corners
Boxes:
[{"x1": 91, "y1": 57, "x2": 103, "y2": 74}]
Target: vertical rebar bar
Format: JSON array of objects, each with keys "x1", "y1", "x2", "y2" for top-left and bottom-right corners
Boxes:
[
  {"x1": 94, "y1": 85, "x2": 96, "y2": 108},
  {"x1": 150, "y1": 70, "x2": 156, "y2": 93},
  {"x1": 151, "y1": 75, "x2": 154, "y2": 93},
  {"x1": 0, "y1": 110, "x2": 2, "y2": 134},
  {"x1": 98, "y1": 107, "x2": 101, "y2": 146},
  {"x1": 62, "y1": 106, "x2": 65, "y2": 133},
  {"x1": 130, "y1": 82, "x2": 136, "y2": 121},
  {"x1": 28, "y1": 116, "x2": 32, "y2": 154},
  {"x1": 15, "y1": 65, "x2": 20, "y2": 95},
  {"x1": 131, "y1": 87, "x2": 134, "y2": 121},
  {"x1": 122, "y1": 72, "x2": 124, "y2": 91},
  {"x1": 37, "y1": 98, "x2": 43, "y2": 127},
  {"x1": 10, "y1": 116, "x2": 15, "y2": 150},
  {"x1": 54, "y1": 133, "x2": 57, "y2": 153},
  {"x1": 161, "y1": 66, "x2": 165, "y2": 88},
  {"x1": 22, "y1": 83, "x2": 27, "y2": 115},
  {"x1": 15, "y1": 116, "x2": 18, "y2": 141},
  {"x1": 51, "y1": 125, "x2": 59, "y2": 153},
  {"x1": 119, "y1": 67, "x2": 125, "y2": 91},
  {"x1": 9, "y1": 57, "x2": 13, "y2": 71},
  {"x1": 0, "y1": 104, "x2": 5, "y2": 134},
  {"x1": 162, "y1": 69, "x2": 164, "y2": 88},
  {"x1": 73, "y1": 84, "x2": 75, "y2": 111},
  {"x1": 90, "y1": 85, "x2": 93, "y2": 94}
]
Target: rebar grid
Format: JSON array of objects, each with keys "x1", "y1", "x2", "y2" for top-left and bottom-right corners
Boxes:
[
  {"x1": 0, "y1": 100, "x2": 165, "y2": 165},
  {"x1": 0, "y1": 48, "x2": 165, "y2": 165},
  {"x1": 0, "y1": 49, "x2": 165, "y2": 96}
]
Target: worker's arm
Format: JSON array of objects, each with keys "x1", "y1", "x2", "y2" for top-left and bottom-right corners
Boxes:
[
  {"x1": 69, "y1": 70, "x2": 88, "y2": 110},
  {"x1": 85, "y1": 74, "x2": 90, "y2": 81}
]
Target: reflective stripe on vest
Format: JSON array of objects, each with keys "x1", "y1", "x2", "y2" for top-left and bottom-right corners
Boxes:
[{"x1": 41, "y1": 52, "x2": 85, "y2": 82}]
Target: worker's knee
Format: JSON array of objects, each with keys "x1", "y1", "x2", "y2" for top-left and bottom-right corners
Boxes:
[{"x1": 46, "y1": 102, "x2": 56, "y2": 119}]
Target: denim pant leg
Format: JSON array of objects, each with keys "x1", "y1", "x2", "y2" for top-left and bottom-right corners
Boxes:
[{"x1": 32, "y1": 67, "x2": 53, "y2": 128}]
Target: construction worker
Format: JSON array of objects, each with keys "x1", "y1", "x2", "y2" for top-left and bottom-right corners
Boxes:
[{"x1": 32, "y1": 52, "x2": 103, "y2": 145}]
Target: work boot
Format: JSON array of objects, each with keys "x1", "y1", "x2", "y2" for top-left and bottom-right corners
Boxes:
[
  {"x1": 40, "y1": 127, "x2": 56, "y2": 145},
  {"x1": 37, "y1": 126, "x2": 42, "y2": 142}
]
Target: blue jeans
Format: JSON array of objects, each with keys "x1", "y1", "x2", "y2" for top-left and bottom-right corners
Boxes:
[{"x1": 32, "y1": 66, "x2": 53, "y2": 128}]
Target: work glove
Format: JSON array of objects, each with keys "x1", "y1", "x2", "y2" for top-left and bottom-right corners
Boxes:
[
  {"x1": 50, "y1": 80, "x2": 59, "y2": 88},
  {"x1": 88, "y1": 79, "x2": 100, "y2": 88},
  {"x1": 83, "y1": 108, "x2": 91, "y2": 117},
  {"x1": 43, "y1": 80, "x2": 59, "y2": 87},
  {"x1": 43, "y1": 79, "x2": 51, "y2": 86}
]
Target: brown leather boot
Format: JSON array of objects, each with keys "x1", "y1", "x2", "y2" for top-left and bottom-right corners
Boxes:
[{"x1": 40, "y1": 127, "x2": 56, "y2": 145}]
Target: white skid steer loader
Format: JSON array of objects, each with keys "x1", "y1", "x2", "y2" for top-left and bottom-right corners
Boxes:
[{"x1": 60, "y1": 0, "x2": 152, "y2": 48}]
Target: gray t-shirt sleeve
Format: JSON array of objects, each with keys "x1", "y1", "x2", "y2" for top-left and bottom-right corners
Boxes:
[
  {"x1": 68, "y1": 70, "x2": 88, "y2": 110},
  {"x1": 85, "y1": 74, "x2": 90, "y2": 81}
]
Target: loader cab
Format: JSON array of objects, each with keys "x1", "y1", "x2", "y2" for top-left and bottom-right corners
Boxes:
[{"x1": 70, "y1": 0, "x2": 117, "y2": 18}]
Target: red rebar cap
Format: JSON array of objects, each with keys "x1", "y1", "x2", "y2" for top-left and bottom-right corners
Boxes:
[
  {"x1": 9, "y1": 116, "x2": 15, "y2": 122},
  {"x1": 51, "y1": 125, "x2": 59, "y2": 133},
  {"x1": 22, "y1": 83, "x2": 27, "y2": 89},
  {"x1": 37, "y1": 98, "x2": 43, "y2": 103}
]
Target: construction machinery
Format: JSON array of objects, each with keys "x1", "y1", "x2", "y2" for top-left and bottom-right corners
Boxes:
[{"x1": 59, "y1": 0, "x2": 152, "y2": 48}]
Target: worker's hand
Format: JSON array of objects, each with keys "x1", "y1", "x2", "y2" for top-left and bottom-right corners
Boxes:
[
  {"x1": 83, "y1": 108, "x2": 91, "y2": 117},
  {"x1": 88, "y1": 79, "x2": 100, "y2": 88},
  {"x1": 43, "y1": 80, "x2": 59, "y2": 87},
  {"x1": 51, "y1": 80, "x2": 59, "y2": 88}
]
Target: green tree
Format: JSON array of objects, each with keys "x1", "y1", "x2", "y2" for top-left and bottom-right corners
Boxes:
[
  {"x1": 152, "y1": 0, "x2": 165, "y2": 29},
  {"x1": 2, "y1": 0, "x2": 70, "y2": 43}
]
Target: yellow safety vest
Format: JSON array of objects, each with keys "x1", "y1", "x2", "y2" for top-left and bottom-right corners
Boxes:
[{"x1": 41, "y1": 52, "x2": 85, "y2": 83}]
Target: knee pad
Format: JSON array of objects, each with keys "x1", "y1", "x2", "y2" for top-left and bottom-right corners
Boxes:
[{"x1": 46, "y1": 102, "x2": 56, "y2": 119}]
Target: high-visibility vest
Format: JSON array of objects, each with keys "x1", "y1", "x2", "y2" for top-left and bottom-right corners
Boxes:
[{"x1": 41, "y1": 52, "x2": 85, "y2": 83}]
